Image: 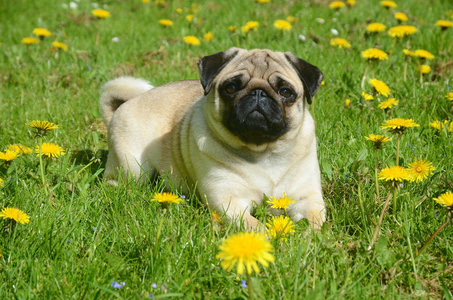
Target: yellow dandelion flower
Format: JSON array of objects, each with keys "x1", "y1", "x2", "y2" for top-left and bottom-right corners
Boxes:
[
  {"x1": 0, "y1": 150, "x2": 20, "y2": 161},
  {"x1": 26, "y1": 120, "x2": 59, "y2": 137},
  {"x1": 365, "y1": 134, "x2": 392, "y2": 150},
  {"x1": 388, "y1": 25, "x2": 417, "y2": 38},
  {"x1": 345, "y1": 99, "x2": 351, "y2": 107},
  {"x1": 35, "y1": 143, "x2": 65, "y2": 158},
  {"x1": 346, "y1": 0, "x2": 356, "y2": 6},
  {"x1": 429, "y1": 120, "x2": 442, "y2": 131},
  {"x1": 403, "y1": 49, "x2": 415, "y2": 57},
  {"x1": 362, "y1": 91, "x2": 374, "y2": 101},
  {"x1": 256, "y1": 0, "x2": 270, "y2": 3},
  {"x1": 266, "y1": 216, "x2": 295, "y2": 240},
  {"x1": 176, "y1": 8, "x2": 183, "y2": 14},
  {"x1": 369, "y1": 79, "x2": 391, "y2": 97},
  {"x1": 183, "y1": 35, "x2": 200, "y2": 46},
  {"x1": 366, "y1": 23, "x2": 387, "y2": 33},
  {"x1": 0, "y1": 207, "x2": 30, "y2": 224},
  {"x1": 216, "y1": 232, "x2": 275, "y2": 275},
  {"x1": 51, "y1": 41, "x2": 68, "y2": 51},
  {"x1": 32, "y1": 28, "x2": 51, "y2": 38},
  {"x1": 186, "y1": 14, "x2": 194, "y2": 22},
  {"x1": 228, "y1": 25, "x2": 238, "y2": 32},
  {"x1": 394, "y1": 12, "x2": 408, "y2": 22},
  {"x1": 407, "y1": 158, "x2": 435, "y2": 182},
  {"x1": 21, "y1": 37, "x2": 39, "y2": 45},
  {"x1": 7, "y1": 144, "x2": 32, "y2": 154},
  {"x1": 378, "y1": 166, "x2": 410, "y2": 183},
  {"x1": 273, "y1": 20, "x2": 292, "y2": 31},
  {"x1": 433, "y1": 191, "x2": 453, "y2": 208},
  {"x1": 25, "y1": 120, "x2": 59, "y2": 130},
  {"x1": 91, "y1": 9, "x2": 110, "y2": 19},
  {"x1": 143, "y1": 0, "x2": 149, "y2": 3},
  {"x1": 417, "y1": 64, "x2": 431, "y2": 74},
  {"x1": 211, "y1": 211, "x2": 222, "y2": 223},
  {"x1": 0, "y1": 178, "x2": 4, "y2": 187},
  {"x1": 378, "y1": 98, "x2": 399, "y2": 110},
  {"x1": 414, "y1": 49, "x2": 435, "y2": 60},
  {"x1": 151, "y1": 192, "x2": 183, "y2": 204},
  {"x1": 430, "y1": 120, "x2": 453, "y2": 132},
  {"x1": 381, "y1": 118, "x2": 419, "y2": 134},
  {"x1": 286, "y1": 16, "x2": 296, "y2": 23},
  {"x1": 445, "y1": 92, "x2": 453, "y2": 101},
  {"x1": 203, "y1": 32, "x2": 214, "y2": 42},
  {"x1": 435, "y1": 20, "x2": 453, "y2": 30},
  {"x1": 158, "y1": 19, "x2": 173, "y2": 27},
  {"x1": 329, "y1": 1, "x2": 346, "y2": 9},
  {"x1": 380, "y1": 1, "x2": 397, "y2": 8},
  {"x1": 269, "y1": 193, "x2": 295, "y2": 210},
  {"x1": 330, "y1": 38, "x2": 351, "y2": 49},
  {"x1": 361, "y1": 48, "x2": 389, "y2": 61},
  {"x1": 241, "y1": 21, "x2": 259, "y2": 33}
]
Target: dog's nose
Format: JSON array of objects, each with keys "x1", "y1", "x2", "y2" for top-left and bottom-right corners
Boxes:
[{"x1": 250, "y1": 89, "x2": 268, "y2": 99}]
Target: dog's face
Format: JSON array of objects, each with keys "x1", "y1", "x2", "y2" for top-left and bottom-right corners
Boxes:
[{"x1": 198, "y1": 48, "x2": 323, "y2": 145}]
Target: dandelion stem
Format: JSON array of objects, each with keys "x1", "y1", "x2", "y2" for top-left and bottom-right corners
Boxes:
[
  {"x1": 95, "y1": 22, "x2": 101, "y2": 46},
  {"x1": 395, "y1": 133, "x2": 401, "y2": 166},
  {"x1": 392, "y1": 187, "x2": 398, "y2": 213},
  {"x1": 374, "y1": 152, "x2": 380, "y2": 199},
  {"x1": 361, "y1": 64, "x2": 369, "y2": 89},
  {"x1": 403, "y1": 62, "x2": 408, "y2": 81},
  {"x1": 38, "y1": 137, "x2": 48, "y2": 196},
  {"x1": 416, "y1": 215, "x2": 451, "y2": 258},
  {"x1": 440, "y1": 31, "x2": 445, "y2": 54},
  {"x1": 370, "y1": 191, "x2": 393, "y2": 248},
  {"x1": 246, "y1": 271, "x2": 253, "y2": 300}
]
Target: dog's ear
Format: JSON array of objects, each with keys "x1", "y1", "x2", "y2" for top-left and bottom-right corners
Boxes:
[
  {"x1": 198, "y1": 48, "x2": 239, "y2": 95},
  {"x1": 284, "y1": 52, "x2": 323, "y2": 104}
]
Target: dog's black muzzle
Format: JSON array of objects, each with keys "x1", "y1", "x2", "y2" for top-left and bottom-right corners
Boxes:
[{"x1": 225, "y1": 89, "x2": 288, "y2": 145}]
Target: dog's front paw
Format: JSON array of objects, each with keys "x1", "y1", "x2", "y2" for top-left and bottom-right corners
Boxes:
[{"x1": 306, "y1": 209, "x2": 325, "y2": 230}]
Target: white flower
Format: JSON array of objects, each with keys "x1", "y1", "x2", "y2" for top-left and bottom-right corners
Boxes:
[
  {"x1": 331, "y1": 28, "x2": 339, "y2": 36},
  {"x1": 316, "y1": 18, "x2": 325, "y2": 24},
  {"x1": 298, "y1": 34, "x2": 307, "y2": 42},
  {"x1": 111, "y1": 37, "x2": 120, "y2": 43},
  {"x1": 69, "y1": 2, "x2": 78, "y2": 9}
]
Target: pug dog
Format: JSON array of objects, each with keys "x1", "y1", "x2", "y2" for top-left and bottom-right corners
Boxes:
[{"x1": 100, "y1": 47, "x2": 325, "y2": 230}]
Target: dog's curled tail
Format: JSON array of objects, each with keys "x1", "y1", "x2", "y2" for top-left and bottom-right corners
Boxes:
[{"x1": 100, "y1": 76, "x2": 154, "y2": 126}]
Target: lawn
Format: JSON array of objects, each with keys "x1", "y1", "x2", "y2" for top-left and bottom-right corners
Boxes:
[{"x1": 1, "y1": 0, "x2": 452, "y2": 298}]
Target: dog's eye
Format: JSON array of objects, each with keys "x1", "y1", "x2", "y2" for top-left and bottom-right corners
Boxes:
[
  {"x1": 225, "y1": 83, "x2": 238, "y2": 94},
  {"x1": 279, "y1": 88, "x2": 294, "y2": 99}
]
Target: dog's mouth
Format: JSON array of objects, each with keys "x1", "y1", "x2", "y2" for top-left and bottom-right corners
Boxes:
[{"x1": 224, "y1": 89, "x2": 288, "y2": 145}]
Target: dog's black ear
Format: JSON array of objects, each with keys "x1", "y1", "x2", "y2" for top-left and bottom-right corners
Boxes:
[
  {"x1": 284, "y1": 52, "x2": 323, "y2": 104},
  {"x1": 198, "y1": 48, "x2": 239, "y2": 95}
]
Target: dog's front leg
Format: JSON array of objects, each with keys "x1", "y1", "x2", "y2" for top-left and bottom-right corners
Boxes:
[
  {"x1": 287, "y1": 191, "x2": 326, "y2": 229},
  {"x1": 210, "y1": 196, "x2": 266, "y2": 232}
]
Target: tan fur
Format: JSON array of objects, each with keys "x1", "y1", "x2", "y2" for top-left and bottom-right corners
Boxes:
[{"x1": 101, "y1": 48, "x2": 326, "y2": 230}]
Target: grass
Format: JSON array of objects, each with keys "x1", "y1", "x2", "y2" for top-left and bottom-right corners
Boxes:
[{"x1": 1, "y1": 0, "x2": 453, "y2": 298}]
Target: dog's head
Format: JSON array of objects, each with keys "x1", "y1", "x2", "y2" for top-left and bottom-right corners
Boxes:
[{"x1": 198, "y1": 48, "x2": 323, "y2": 145}]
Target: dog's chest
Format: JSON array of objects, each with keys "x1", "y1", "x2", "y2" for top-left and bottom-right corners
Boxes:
[{"x1": 239, "y1": 151, "x2": 295, "y2": 195}]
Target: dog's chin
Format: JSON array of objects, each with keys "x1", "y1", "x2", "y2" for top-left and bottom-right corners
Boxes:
[{"x1": 225, "y1": 109, "x2": 288, "y2": 145}]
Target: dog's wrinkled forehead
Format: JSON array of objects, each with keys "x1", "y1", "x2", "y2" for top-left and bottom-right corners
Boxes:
[{"x1": 223, "y1": 50, "x2": 295, "y2": 82}]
